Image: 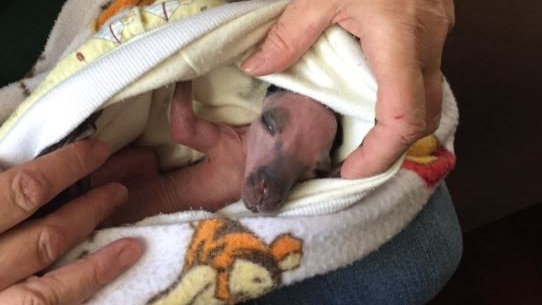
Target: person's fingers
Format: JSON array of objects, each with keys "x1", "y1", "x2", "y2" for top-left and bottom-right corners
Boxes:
[
  {"x1": 241, "y1": 0, "x2": 334, "y2": 76},
  {"x1": 339, "y1": 1, "x2": 452, "y2": 178},
  {"x1": 423, "y1": 70, "x2": 444, "y2": 131},
  {"x1": 104, "y1": 176, "x2": 168, "y2": 227},
  {"x1": 340, "y1": 15, "x2": 426, "y2": 178},
  {"x1": 239, "y1": 0, "x2": 453, "y2": 179},
  {"x1": 169, "y1": 80, "x2": 194, "y2": 141},
  {"x1": 0, "y1": 238, "x2": 144, "y2": 305},
  {"x1": 0, "y1": 140, "x2": 110, "y2": 233},
  {"x1": 91, "y1": 147, "x2": 158, "y2": 188},
  {"x1": 419, "y1": 0, "x2": 454, "y2": 131},
  {"x1": 170, "y1": 80, "x2": 220, "y2": 153},
  {"x1": 0, "y1": 183, "x2": 127, "y2": 290}
]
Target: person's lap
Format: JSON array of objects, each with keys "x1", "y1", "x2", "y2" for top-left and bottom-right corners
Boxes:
[{"x1": 240, "y1": 183, "x2": 462, "y2": 305}]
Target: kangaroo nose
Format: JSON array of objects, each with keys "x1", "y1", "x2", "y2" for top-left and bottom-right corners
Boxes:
[
  {"x1": 244, "y1": 167, "x2": 276, "y2": 213},
  {"x1": 251, "y1": 167, "x2": 270, "y2": 204},
  {"x1": 242, "y1": 164, "x2": 292, "y2": 213}
]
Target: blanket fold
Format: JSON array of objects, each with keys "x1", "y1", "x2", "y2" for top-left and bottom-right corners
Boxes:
[{"x1": 0, "y1": 0, "x2": 458, "y2": 304}]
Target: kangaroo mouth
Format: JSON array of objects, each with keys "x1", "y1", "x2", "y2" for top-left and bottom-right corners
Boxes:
[{"x1": 242, "y1": 166, "x2": 293, "y2": 213}]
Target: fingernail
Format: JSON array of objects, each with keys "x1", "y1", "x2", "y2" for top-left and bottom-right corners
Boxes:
[
  {"x1": 105, "y1": 183, "x2": 129, "y2": 204},
  {"x1": 116, "y1": 238, "x2": 145, "y2": 270},
  {"x1": 241, "y1": 52, "x2": 267, "y2": 75},
  {"x1": 94, "y1": 238, "x2": 145, "y2": 284}
]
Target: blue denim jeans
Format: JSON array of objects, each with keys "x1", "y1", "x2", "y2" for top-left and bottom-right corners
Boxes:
[{"x1": 240, "y1": 183, "x2": 462, "y2": 305}]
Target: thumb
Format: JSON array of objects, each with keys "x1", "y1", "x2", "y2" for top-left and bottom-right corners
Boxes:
[{"x1": 241, "y1": 0, "x2": 334, "y2": 76}]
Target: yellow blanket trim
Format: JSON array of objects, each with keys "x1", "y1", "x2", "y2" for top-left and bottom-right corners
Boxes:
[{"x1": 0, "y1": 0, "x2": 226, "y2": 139}]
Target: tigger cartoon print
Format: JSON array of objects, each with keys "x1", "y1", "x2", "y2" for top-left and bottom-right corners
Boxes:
[
  {"x1": 148, "y1": 219, "x2": 303, "y2": 305},
  {"x1": 402, "y1": 135, "x2": 456, "y2": 186}
]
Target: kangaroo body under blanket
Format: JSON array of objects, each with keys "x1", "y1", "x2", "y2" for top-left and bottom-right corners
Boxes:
[{"x1": 0, "y1": 0, "x2": 458, "y2": 304}]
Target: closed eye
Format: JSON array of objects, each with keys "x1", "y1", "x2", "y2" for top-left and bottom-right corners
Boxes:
[
  {"x1": 261, "y1": 111, "x2": 278, "y2": 135},
  {"x1": 261, "y1": 106, "x2": 291, "y2": 136}
]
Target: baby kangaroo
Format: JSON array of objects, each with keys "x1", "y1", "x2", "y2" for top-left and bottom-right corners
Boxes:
[{"x1": 170, "y1": 81, "x2": 337, "y2": 213}]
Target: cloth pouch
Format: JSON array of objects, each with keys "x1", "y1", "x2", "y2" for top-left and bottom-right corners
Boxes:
[{"x1": 0, "y1": 0, "x2": 458, "y2": 304}]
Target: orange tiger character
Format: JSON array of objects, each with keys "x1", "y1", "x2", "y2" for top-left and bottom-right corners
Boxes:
[
  {"x1": 96, "y1": 0, "x2": 156, "y2": 30},
  {"x1": 149, "y1": 219, "x2": 303, "y2": 305}
]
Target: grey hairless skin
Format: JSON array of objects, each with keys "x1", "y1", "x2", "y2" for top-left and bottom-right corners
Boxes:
[{"x1": 170, "y1": 81, "x2": 338, "y2": 213}]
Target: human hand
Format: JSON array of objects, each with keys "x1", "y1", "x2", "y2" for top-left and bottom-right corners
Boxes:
[
  {"x1": 90, "y1": 81, "x2": 248, "y2": 225},
  {"x1": 92, "y1": 134, "x2": 246, "y2": 226},
  {"x1": 0, "y1": 140, "x2": 144, "y2": 305},
  {"x1": 241, "y1": 0, "x2": 454, "y2": 178}
]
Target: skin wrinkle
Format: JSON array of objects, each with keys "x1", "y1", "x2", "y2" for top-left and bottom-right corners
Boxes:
[
  {"x1": 83, "y1": 252, "x2": 109, "y2": 288},
  {"x1": 246, "y1": 1, "x2": 333, "y2": 73},
  {"x1": 58, "y1": 143, "x2": 96, "y2": 179},
  {"x1": 19, "y1": 283, "x2": 53, "y2": 305},
  {"x1": 162, "y1": 174, "x2": 185, "y2": 213},
  {"x1": 11, "y1": 168, "x2": 51, "y2": 215},
  {"x1": 32, "y1": 275, "x2": 66, "y2": 305},
  {"x1": 265, "y1": 21, "x2": 295, "y2": 57},
  {"x1": 36, "y1": 222, "x2": 67, "y2": 270}
]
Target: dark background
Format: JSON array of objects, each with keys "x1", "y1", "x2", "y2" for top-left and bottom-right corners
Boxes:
[
  {"x1": 442, "y1": 0, "x2": 542, "y2": 231},
  {"x1": 0, "y1": 0, "x2": 67, "y2": 85}
]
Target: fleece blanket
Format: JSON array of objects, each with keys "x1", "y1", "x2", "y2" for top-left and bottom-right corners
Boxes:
[{"x1": 0, "y1": 0, "x2": 458, "y2": 304}]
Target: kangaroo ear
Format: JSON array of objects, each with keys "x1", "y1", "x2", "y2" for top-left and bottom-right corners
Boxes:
[
  {"x1": 314, "y1": 155, "x2": 332, "y2": 177},
  {"x1": 265, "y1": 84, "x2": 285, "y2": 96}
]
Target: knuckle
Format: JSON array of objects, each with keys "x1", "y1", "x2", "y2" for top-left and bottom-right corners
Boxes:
[
  {"x1": 427, "y1": 114, "x2": 441, "y2": 133},
  {"x1": 431, "y1": 1, "x2": 455, "y2": 33},
  {"x1": 400, "y1": 125, "x2": 427, "y2": 145},
  {"x1": 87, "y1": 196, "x2": 109, "y2": 227},
  {"x1": 448, "y1": 14, "x2": 456, "y2": 32},
  {"x1": 60, "y1": 148, "x2": 89, "y2": 179},
  {"x1": 392, "y1": 119, "x2": 429, "y2": 146},
  {"x1": 80, "y1": 259, "x2": 103, "y2": 289},
  {"x1": 36, "y1": 223, "x2": 68, "y2": 267},
  {"x1": 9, "y1": 168, "x2": 51, "y2": 214},
  {"x1": 413, "y1": 2, "x2": 454, "y2": 36},
  {"x1": 443, "y1": 0, "x2": 456, "y2": 31},
  {"x1": 16, "y1": 283, "x2": 57, "y2": 305},
  {"x1": 411, "y1": 18, "x2": 427, "y2": 39},
  {"x1": 435, "y1": 13, "x2": 453, "y2": 35},
  {"x1": 21, "y1": 292, "x2": 50, "y2": 305},
  {"x1": 445, "y1": 12, "x2": 455, "y2": 31},
  {"x1": 266, "y1": 22, "x2": 294, "y2": 54}
]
